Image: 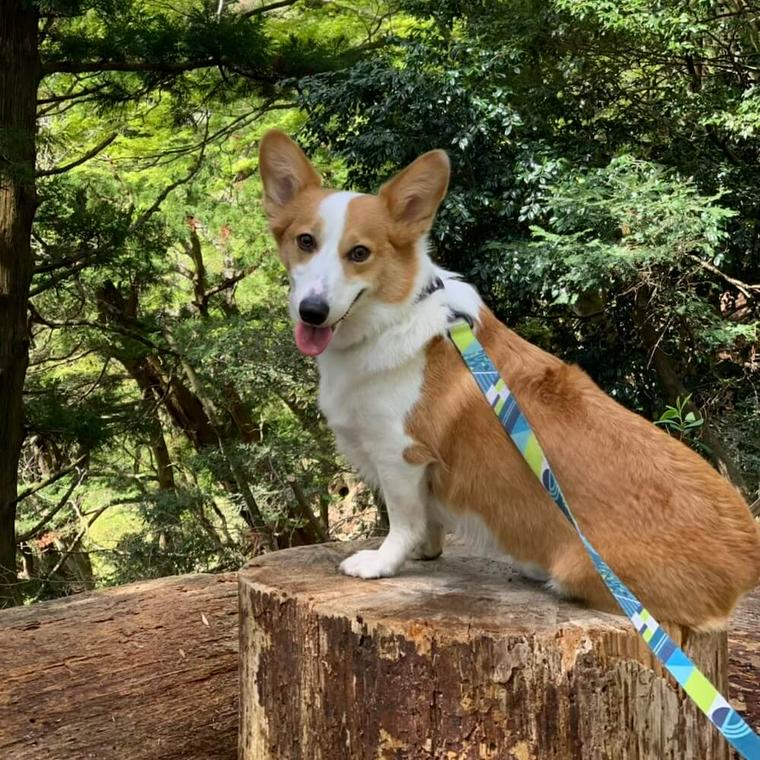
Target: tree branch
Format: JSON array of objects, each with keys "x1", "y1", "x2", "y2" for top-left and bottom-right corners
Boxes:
[
  {"x1": 687, "y1": 254, "x2": 760, "y2": 301},
  {"x1": 13, "y1": 454, "x2": 89, "y2": 507},
  {"x1": 32, "y1": 140, "x2": 207, "y2": 294},
  {"x1": 17, "y1": 467, "x2": 88, "y2": 543},
  {"x1": 32, "y1": 497, "x2": 142, "y2": 600},
  {"x1": 184, "y1": 220, "x2": 208, "y2": 315},
  {"x1": 239, "y1": 0, "x2": 299, "y2": 19},
  {"x1": 288, "y1": 475, "x2": 327, "y2": 542},
  {"x1": 29, "y1": 256, "x2": 96, "y2": 297},
  {"x1": 28, "y1": 304, "x2": 172, "y2": 355},
  {"x1": 37, "y1": 133, "x2": 118, "y2": 177},
  {"x1": 204, "y1": 265, "x2": 257, "y2": 300},
  {"x1": 34, "y1": 247, "x2": 98, "y2": 275},
  {"x1": 42, "y1": 58, "x2": 218, "y2": 76},
  {"x1": 42, "y1": 57, "x2": 279, "y2": 87},
  {"x1": 120, "y1": 101, "x2": 290, "y2": 164},
  {"x1": 37, "y1": 84, "x2": 107, "y2": 105},
  {"x1": 128, "y1": 141, "x2": 207, "y2": 234}
]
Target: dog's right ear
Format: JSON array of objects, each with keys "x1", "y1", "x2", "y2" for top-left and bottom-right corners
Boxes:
[{"x1": 259, "y1": 130, "x2": 321, "y2": 216}]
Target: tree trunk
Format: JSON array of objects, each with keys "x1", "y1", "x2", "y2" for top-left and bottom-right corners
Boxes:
[
  {"x1": 0, "y1": 572, "x2": 238, "y2": 759},
  {"x1": 147, "y1": 404, "x2": 177, "y2": 551},
  {"x1": 633, "y1": 288, "x2": 748, "y2": 494},
  {"x1": 152, "y1": 422, "x2": 176, "y2": 491},
  {"x1": 729, "y1": 585, "x2": 760, "y2": 739},
  {"x1": 0, "y1": 2, "x2": 39, "y2": 607},
  {"x1": 0, "y1": 568, "x2": 757, "y2": 759},
  {"x1": 239, "y1": 541, "x2": 732, "y2": 760}
]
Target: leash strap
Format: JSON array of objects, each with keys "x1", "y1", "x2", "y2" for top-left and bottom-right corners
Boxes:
[{"x1": 448, "y1": 319, "x2": 760, "y2": 759}]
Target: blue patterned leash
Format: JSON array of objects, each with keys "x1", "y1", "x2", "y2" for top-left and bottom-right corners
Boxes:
[{"x1": 448, "y1": 319, "x2": 760, "y2": 759}]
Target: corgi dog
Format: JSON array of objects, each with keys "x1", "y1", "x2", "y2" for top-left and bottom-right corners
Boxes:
[{"x1": 258, "y1": 129, "x2": 760, "y2": 631}]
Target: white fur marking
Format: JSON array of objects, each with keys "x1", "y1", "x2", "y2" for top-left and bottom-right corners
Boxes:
[
  {"x1": 317, "y1": 253, "x2": 484, "y2": 579},
  {"x1": 289, "y1": 191, "x2": 364, "y2": 324},
  {"x1": 545, "y1": 578, "x2": 571, "y2": 598},
  {"x1": 288, "y1": 189, "x2": 488, "y2": 580},
  {"x1": 339, "y1": 458, "x2": 431, "y2": 578},
  {"x1": 318, "y1": 192, "x2": 360, "y2": 260},
  {"x1": 438, "y1": 507, "x2": 550, "y2": 581}
]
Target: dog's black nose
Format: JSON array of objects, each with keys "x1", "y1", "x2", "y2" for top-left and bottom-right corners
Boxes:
[{"x1": 299, "y1": 296, "x2": 330, "y2": 325}]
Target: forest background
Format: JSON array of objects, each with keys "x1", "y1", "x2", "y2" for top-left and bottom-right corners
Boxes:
[{"x1": 1, "y1": 0, "x2": 758, "y2": 606}]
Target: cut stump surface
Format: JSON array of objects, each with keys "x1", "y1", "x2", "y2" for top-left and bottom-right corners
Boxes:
[{"x1": 239, "y1": 541, "x2": 731, "y2": 760}]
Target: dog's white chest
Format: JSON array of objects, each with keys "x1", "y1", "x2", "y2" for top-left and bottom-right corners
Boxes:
[{"x1": 317, "y1": 352, "x2": 427, "y2": 484}]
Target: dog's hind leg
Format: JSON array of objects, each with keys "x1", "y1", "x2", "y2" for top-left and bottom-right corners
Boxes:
[{"x1": 409, "y1": 499, "x2": 445, "y2": 560}]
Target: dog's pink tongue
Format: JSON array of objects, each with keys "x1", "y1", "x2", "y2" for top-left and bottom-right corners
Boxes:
[{"x1": 294, "y1": 322, "x2": 334, "y2": 356}]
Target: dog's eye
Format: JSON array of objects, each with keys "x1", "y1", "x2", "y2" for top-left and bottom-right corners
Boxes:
[
  {"x1": 347, "y1": 245, "x2": 371, "y2": 263},
  {"x1": 297, "y1": 233, "x2": 316, "y2": 252}
]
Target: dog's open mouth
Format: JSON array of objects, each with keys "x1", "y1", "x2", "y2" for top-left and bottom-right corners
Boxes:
[
  {"x1": 294, "y1": 323, "x2": 334, "y2": 356},
  {"x1": 293, "y1": 289, "x2": 366, "y2": 357}
]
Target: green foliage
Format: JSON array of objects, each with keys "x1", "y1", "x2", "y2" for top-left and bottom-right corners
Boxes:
[
  {"x1": 16, "y1": 0, "x2": 392, "y2": 602},
  {"x1": 517, "y1": 156, "x2": 753, "y2": 387},
  {"x1": 297, "y1": 0, "x2": 759, "y2": 483},
  {"x1": 15, "y1": 0, "x2": 760, "y2": 602},
  {"x1": 655, "y1": 394, "x2": 707, "y2": 452}
]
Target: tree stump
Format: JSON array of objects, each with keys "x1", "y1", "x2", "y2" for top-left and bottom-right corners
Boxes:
[{"x1": 239, "y1": 541, "x2": 731, "y2": 760}]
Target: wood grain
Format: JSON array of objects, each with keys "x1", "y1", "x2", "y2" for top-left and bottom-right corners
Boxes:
[
  {"x1": 239, "y1": 542, "x2": 737, "y2": 760},
  {"x1": 0, "y1": 572, "x2": 238, "y2": 760},
  {"x1": 729, "y1": 584, "x2": 760, "y2": 740}
]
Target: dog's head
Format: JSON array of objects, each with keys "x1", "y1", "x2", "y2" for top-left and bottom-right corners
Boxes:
[{"x1": 259, "y1": 130, "x2": 449, "y2": 355}]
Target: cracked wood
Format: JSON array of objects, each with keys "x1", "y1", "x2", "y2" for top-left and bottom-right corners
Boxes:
[{"x1": 239, "y1": 541, "x2": 738, "y2": 760}]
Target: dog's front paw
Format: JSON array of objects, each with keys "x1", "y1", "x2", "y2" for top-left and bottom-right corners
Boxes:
[{"x1": 339, "y1": 549, "x2": 400, "y2": 579}]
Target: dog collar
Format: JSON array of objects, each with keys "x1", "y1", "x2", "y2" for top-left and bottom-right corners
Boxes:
[
  {"x1": 415, "y1": 275, "x2": 444, "y2": 302},
  {"x1": 415, "y1": 275, "x2": 474, "y2": 326}
]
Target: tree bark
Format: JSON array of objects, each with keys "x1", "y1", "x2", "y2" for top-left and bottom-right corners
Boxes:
[
  {"x1": 729, "y1": 584, "x2": 760, "y2": 738},
  {"x1": 239, "y1": 541, "x2": 732, "y2": 760},
  {"x1": 0, "y1": 566, "x2": 757, "y2": 759},
  {"x1": 0, "y1": 572, "x2": 238, "y2": 759},
  {"x1": 0, "y1": 1, "x2": 40, "y2": 607}
]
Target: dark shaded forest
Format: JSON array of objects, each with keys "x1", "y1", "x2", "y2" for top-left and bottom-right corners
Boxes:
[{"x1": 1, "y1": 0, "x2": 758, "y2": 606}]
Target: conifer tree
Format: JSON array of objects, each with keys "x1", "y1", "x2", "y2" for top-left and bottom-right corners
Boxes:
[{"x1": 0, "y1": 0, "x2": 374, "y2": 606}]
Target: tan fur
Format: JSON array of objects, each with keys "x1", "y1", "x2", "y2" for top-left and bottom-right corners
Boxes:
[
  {"x1": 378, "y1": 149, "x2": 450, "y2": 238},
  {"x1": 258, "y1": 130, "x2": 322, "y2": 223},
  {"x1": 266, "y1": 186, "x2": 331, "y2": 261},
  {"x1": 340, "y1": 197, "x2": 419, "y2": 303},
  {"x1": 406, "y1": 310, "x2": 760, "y2": 629},
  {"x1": 259, "y1": 132, "x2": 447, "y2": 303}
]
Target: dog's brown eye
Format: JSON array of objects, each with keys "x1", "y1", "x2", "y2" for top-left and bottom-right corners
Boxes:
[
  {"x1": 348, "y1": 245, "x2": 371, "y2": 263},
  {"x1": 297, "y1": 233, "x2": 316, "y2": 252}
]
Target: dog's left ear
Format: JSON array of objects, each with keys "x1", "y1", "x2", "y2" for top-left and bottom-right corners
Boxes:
[{"x1": 379, "y1": 150, "x2": 450, "y2": 235}]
